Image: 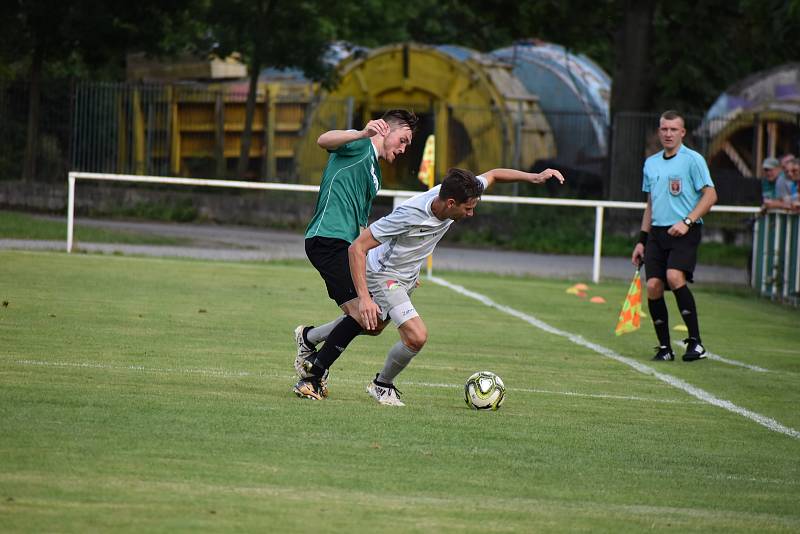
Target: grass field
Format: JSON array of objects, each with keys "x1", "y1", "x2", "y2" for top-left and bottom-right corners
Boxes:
[
  {"x1": 1, "y1": 250, "x2": 798, "y2": 532},
  {"x1": 0, "y1": 211, "x2": 188, "y2": 245}
]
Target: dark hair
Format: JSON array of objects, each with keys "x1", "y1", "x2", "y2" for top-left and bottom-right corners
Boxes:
[
  {"x1": 382, "y1": 109, "x2": 419, "y2": 133},
  {"x1": 660, "y1": 109, "x2": 684, "y2": 123},
  {"x1": 439, "y1": 168, "x2": 483, "y2": 204}
]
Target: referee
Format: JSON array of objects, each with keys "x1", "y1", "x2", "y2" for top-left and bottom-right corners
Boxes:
[{"x1": 631, "y1": 110, "x2": 717, "y2": 362}]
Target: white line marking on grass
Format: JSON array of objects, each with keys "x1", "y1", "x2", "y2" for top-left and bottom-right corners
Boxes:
[
  {"x1": 11, "y1": 360, "x2": 698, "y2": 405},
  {"x1": 429, "y1": 276, "x2": 800, "y2": 441},
  {"x1": 671, "y1": 341, "x2": 769, "y2": 372}
]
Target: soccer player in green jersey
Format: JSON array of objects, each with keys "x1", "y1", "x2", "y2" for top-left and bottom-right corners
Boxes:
[{"x1": 293, "y1": 109, "x2": 418, "y2": 399}]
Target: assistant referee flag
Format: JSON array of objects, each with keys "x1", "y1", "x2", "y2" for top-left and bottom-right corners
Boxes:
[{"x1": 615, "y1": 268, "x2": 642, "y2": 335}]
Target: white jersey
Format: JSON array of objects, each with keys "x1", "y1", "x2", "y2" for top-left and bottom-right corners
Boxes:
[{"x1": 367, "y1": 175, "x2": 488, "y2": 284}]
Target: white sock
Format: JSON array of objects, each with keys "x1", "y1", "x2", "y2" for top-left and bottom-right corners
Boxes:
[
  {"x1": 377, "y1": 341, "x2": 418, "y2": 384},
  {"x1": 307, "y1": 315, "x2": 347, "y2": 345}
]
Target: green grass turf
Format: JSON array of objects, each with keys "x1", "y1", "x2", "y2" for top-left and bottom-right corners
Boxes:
[
  {"x1": 0, "y1": 211, "x2": 187, "y2": 245},
  {"x1": 0, "y1": 251, "x2": 798, "y2": 532}
]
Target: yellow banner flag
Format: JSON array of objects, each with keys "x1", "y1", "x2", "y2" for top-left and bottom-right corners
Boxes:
[
  {"x1": 417, "y1": 134, "x2": 435, "y2": 188},
  {"x1": 615, "y1": 269, "x2": 642, "y2": 336}
]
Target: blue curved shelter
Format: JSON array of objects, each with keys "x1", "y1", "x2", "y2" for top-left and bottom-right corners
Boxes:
[{"x1": 493, "y1": 41, "x2": 611, "y2": 174}]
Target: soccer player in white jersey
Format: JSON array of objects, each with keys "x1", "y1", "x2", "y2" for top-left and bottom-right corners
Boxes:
[{"x1": 345, "y1": 166, "x2": 565, "y2": 405}]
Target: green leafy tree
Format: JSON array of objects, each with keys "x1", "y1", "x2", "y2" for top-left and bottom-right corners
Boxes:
[
  {"x1": 207, "y1": 0, "x2": 337, "y2": 180},
  {"x1": 0, "y1": 0, "x2": 204, "y2": 180}
]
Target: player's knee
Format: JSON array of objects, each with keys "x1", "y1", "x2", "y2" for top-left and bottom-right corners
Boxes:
[
  {"x1": 341, "y1": 299, "x2": 359, "y2": 318},
  {"x1": 403, "y1": 326, "x2": 427, "y2": 352},
  {"x1": 666, "y1": 270, "x2": 685, "y2": 289},
  {"x1": 646, "y1": 278, "x2": 664, "y2": 298},
  {"x1": 406, "y1": 336, "x2": 426, "y2": 352}
]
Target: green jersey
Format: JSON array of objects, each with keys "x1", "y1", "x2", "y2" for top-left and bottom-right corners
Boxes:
[{"x1": 305, "y1": 137, "x2": 382, "y2": 243}]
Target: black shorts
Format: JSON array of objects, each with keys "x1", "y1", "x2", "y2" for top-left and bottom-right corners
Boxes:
[
  {"x1": 644, "y1": 225, "x2": 702, "y2": 284},
  {"x1": 305, "y1": 236, "x2": 357, "y2": 306}
]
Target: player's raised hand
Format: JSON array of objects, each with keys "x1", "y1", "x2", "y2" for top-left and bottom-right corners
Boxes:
[
  {"x1": 362, "y1": 119, "x2": 390, "y2": 139},
  {"x1": 358, "y1": 296, "x2": 381, "y2": 331},
  {"x1": 536, "y1": 168, "x2": 565, "y2": 184}
]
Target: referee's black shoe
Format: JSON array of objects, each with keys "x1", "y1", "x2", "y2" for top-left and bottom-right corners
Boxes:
[
  {"x1": 651, "y1": 346, "x2": 675, "y2": 361},
  {"x1": 681, "y1": 338, "x2": 707, "y2": 362}
]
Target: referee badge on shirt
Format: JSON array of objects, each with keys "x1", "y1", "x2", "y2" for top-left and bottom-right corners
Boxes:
[{"x1": 669, "y1": 176, "x2": 682, "y2": 196}]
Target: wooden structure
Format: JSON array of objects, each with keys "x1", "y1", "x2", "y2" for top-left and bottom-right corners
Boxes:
[{"x1": 294, "y1": 43, "x2": 556, "y2": 187}]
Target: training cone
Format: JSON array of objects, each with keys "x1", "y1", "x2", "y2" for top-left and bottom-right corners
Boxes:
[
  {"x1": 590, "y1": 296, "x2": 606, "y2": 304},
  {"x1": 574, "y1": 283, "x2": 589, "y2": 291},
  {"x1": 615, "y1": 268, "x2": 642, "y2": 336},
  {"x1": 566, "y1": 286, "x2": 581, "y2": 295},
  {"x1": 673, "y1": 324, "x2": 688, "y2": 332}
]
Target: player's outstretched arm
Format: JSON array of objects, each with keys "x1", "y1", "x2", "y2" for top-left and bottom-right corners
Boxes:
[
  {"x1": 317, "y1": 119, "x2": 391, "y2": 150},
  {"x1": 348, "y1": 228, "x2": 383, "y2": 331},
  {"x1": 480, "y1": 168, "x2": 565, "y2": 189}
]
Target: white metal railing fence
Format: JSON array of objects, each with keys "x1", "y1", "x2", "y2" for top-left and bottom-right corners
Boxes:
[
  {"x1": 751, "y1": 211, "x2": 800, "y2": 306},
  {"x1": 67, "y1": 171, "x2": 761, "y2": 282}
]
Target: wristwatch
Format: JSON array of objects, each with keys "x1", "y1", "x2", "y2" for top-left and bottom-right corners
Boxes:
[{"x1": 682, "y1": 216, "x2": 694, "y2": 227}]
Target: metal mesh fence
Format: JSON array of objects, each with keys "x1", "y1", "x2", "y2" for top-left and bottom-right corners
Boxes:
[
  {"x1": 0, "y1": 80, "x2": 72, "y2": 182},
  {"x1": 3, "y1": 79, "x2": 799, "y2": 207}
]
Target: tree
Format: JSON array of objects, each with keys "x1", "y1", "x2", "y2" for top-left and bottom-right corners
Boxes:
[
  {"x1": 0, "y1": 0, "x2": 204, "y2": 181},
  {"x1": 208, "y1": 0, "x2": 336, "y2": 180}
]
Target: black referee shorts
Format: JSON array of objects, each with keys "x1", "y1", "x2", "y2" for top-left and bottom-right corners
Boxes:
[
  {"x1": 644, "y1": 225, "x2": 702, "y2": 284},
  {"x1": 305, "y1": 236, "x2": 357, "y2": 306}
]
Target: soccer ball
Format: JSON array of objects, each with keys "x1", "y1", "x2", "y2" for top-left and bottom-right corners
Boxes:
[{"x1": 464, "y1": 371, "x2": 505, "y2": 410}]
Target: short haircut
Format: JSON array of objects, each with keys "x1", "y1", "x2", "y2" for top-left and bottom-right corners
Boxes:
[
  {"x1": 660, "y1": 110, "x2": 685, "y2": 124},
  {"x1": 382, "y1": 109, "x2": 419, "y2": 133},
  {"x1": 439, "y1": 168, "x2": 483, "y2": 204}
]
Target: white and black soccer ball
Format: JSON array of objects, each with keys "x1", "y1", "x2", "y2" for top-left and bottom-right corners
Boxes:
[{"x1": 464, "y1": 371, "x2": 505, "y2": 410}]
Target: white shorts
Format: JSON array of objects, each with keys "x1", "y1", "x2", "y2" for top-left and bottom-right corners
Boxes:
[{"x1": 366, "y1": 271, "x2": 419, "y2": 327}]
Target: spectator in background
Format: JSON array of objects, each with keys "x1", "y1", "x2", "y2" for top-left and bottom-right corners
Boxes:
[
  {"x1": 785, "y1": 158, "x2": 800, "y2": 211},
  {"x1": 774, "y1": 154, "x2": 796, "y2": 208},
  {"x1": 760, "y1": 157, "x2": 783, "y2": 210}
]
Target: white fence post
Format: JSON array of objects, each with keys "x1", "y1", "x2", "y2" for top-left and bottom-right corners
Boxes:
[
  {"x1": 67, "y1": 173, "x2": 75, "y2": 253},
  {"x1": 592, "y1": 205, "x2": 604, "y2": 283}
]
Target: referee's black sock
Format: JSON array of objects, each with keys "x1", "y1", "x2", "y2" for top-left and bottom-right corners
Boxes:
[
  {"x1": 673, "y1": 285, "x2": 700, "y2": 341},
  {"x1": 648, "y1": 297, "x2": 671, "y2": 347},
  {"x1": 312, "y1": 315, "x2": 363, "y2": 370}
]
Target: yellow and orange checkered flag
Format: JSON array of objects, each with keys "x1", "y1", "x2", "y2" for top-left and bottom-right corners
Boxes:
[
  {"x1": 417, "y1": 134, "x2": 435, "y2": 188},
  {"x1": 615, "y1": 267, "x2": 642, "y2": 336}
]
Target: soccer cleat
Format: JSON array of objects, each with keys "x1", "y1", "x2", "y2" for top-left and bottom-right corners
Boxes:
[
  {"x1": 366, "y1": 374, "x2": 405, "y2": 406},
  {"x1": 294, "y1": 353, "x2": 330, "y2": 398},
  {"x1": 293, "y1": 378, "x2": 323, "y2": 400},
  {"x1": 651, "y1": 345, "x2": 675, "y2": 361},
  {"x1": 292, "y1": 326, "x2": 329, "y2": 397},
  {"x1": 681, "y1": 338, "x2": 707, "y2": 362},
  {"x1": 293, "y1": 325, "x2": 316, "y2": 372}
]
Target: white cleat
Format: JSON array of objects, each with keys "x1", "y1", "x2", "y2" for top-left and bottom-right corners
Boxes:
[
  {"x1": 293, "y1": 326, "x2": 316, "y2": 366},
  {"x1": 366, "y1": 375, "x2": 405, "y2": 406}
]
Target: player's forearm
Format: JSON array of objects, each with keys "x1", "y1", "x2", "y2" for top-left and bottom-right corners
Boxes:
[
  {"x1": 640, "y1": 198, "x2": 652, "y2": 232},
  {"x1": 484, "y1": 168, "x2": 531, "y2": 182},
  {"x1": 689, "y1": 187, "x2": 717, "y2": 221},
  {"x1": 482, "y1": 167, "x2": 564, "y2": 188},
  {"x1": 348, "y1": 243, "x2": 371, "y2": 299},
  {"x1": 317, "y1": 129, "x2": 365, "y2": 150}
]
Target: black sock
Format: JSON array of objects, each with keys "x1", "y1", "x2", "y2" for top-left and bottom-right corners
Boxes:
[
  {"x1": 312, "y1": 315, "x2": 363, "y2": 369},
  {"x1": 648, "y1": 297, "x2": 671, "y2": 347},
  {"x1": 673, "y1": 285, "x2": 700, "y2": 341}
]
